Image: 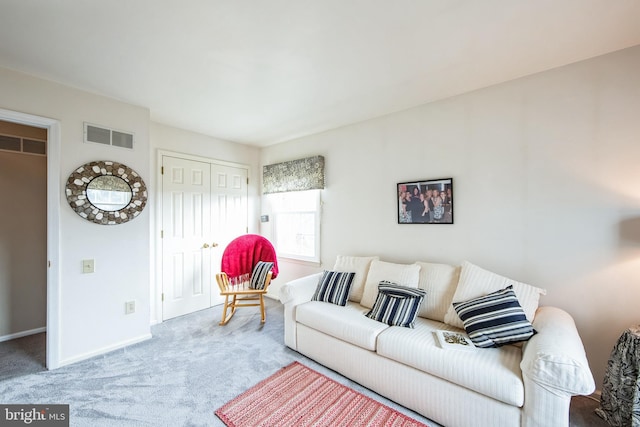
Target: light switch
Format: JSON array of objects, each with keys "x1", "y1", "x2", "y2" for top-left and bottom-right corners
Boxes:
[
  {"x1": 82, "y1": 259, "x2": 95, "y2": 274},
  {"x1": 125, "y1": 301, "x2": 136, "y2": 315}
]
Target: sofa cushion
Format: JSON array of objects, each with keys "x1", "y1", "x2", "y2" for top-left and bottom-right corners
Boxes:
[
  {"x1": 415, "y1": 261, "x2": 460, "y2": 322},
  {"x1": 296, "y1": 301, "x2": 388, "y2": 351},
  {"x1": 365, "y1": 282, "x2": 426, "y2": 328},
  {"x1": 454, "y1": 286, "x2": 536, "y2": 348},
  {"x1": 311, "y1": 271, "x2": 356, "y2": 306},
  {"x1": 444, "y1": 261, "x2": 546, "y2": 330},
  {"x1": 333, "y1": 255, "x2": 379, "y2": 303},
  {"x1": 360, "y1": 260, "x2": 421, "y2": 309},
  {"x1": 376, "y1": 317, "x2": 525, "y2": 406}
]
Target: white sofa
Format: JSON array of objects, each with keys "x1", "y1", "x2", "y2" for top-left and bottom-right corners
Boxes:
[{"x1": 280, "y1": 257, "x2": 595, "y2": 427}]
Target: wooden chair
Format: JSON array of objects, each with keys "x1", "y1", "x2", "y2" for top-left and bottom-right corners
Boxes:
[{"x1": 216, "y1": 270, "x2": 273, "y2": 326}]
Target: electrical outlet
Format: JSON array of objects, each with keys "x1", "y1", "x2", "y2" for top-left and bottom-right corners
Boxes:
[
  {"x1": 125, "y1": 301, "x2": 136, "y2": 315},
  {"x1": 82, "y1": 259, "x2": 95, "y2": 274}
]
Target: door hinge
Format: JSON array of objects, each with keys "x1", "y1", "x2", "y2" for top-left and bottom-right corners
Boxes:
[
  {"x1": 48, "y1": 260, "x2": 51, "y2": 268},
  {"x1": 161, "y1": 293, "x2": 164, "y2": 302},
  {"x1": 246, "y1": 177, "x2": 249, "y2": 185},
  {"x1": 160, "y1": 230, "x2": 164, "y2": 238},
  {"x1": 161, "y1": 166, "x2": 164, "y2": 175}
]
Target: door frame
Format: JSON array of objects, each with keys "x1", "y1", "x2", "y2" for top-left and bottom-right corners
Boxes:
[
  {"x1": 155, "y1": 150, "x2": 250, "y2": 323},
  {"x1": 0, "y1": 108, "x2": 61, "y2": 370}
]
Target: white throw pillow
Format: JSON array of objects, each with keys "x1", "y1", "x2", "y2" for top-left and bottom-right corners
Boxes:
[
  {"x1": 415, "y1": 262, "x2": 460, "y2": 322},
  {"x1": 360, "y1": 260, "x2": 421, "y2": 309},
  {"x1": 444, "y1": 261, "x2": 547, "y2": 330},
  {"x1": 333, "y1": 255, "x2": 379, "y2": 303}
]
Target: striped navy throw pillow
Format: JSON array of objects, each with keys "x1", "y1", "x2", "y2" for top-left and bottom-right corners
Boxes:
[
  {"x1": 312, "y1": 271, "x2": 356, "y2": 306},
  {"x1": 249, "y1": 261, "x2": 274, "y2": 290},
  {"x1": 452, "y1": 285, "x2": 536, "y2": 348},
  {"x1": 365, "y1": 281, "x2": 426, "y2": 328}
]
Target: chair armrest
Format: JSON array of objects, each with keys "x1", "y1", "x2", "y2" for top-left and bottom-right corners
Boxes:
[
  {"x1": 279, "y1": 273, "x2": 322, "y2": 306},
  {"x1": 520, "y1": 306, "x2": 595, "y2": 396}
]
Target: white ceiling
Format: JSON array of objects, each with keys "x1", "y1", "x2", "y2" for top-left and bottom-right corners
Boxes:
[{"x1": 1, "y1": 1, "x2": 640, "y2": 147}]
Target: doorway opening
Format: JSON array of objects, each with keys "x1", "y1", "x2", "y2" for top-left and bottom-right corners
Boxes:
[
  {"x1": 0, "y1": 120, "x2": 46, "y2": 376},
  {"x1": 0, "y1": 108, "x2": 61, "y2": 370}
]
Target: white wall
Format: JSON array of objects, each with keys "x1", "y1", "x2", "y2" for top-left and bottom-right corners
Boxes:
[
  {"x1": 261, "y1": 45, "x2": 640, "y2": 389},
  {"x1": 149, "y1": 122, "x2": 261, "y2": 322},
  {"x1": 0, "y1": 67, "x2": 152, "y2": 365},
  {"x1": 0, "y1": 69, "x2": 264, "y2": 363}
]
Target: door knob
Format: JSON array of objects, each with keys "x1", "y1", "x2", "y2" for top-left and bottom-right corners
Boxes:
[
  {"x1": 212, "y1": 242, "x2": 219, "y2": 247},
  {"x1": 202, "y1": 243, "x2": 210, "y2": 249}
]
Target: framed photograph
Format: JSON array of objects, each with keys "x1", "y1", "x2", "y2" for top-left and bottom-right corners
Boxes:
[{"x1": 397, "y1": 178, "x2": 453, "y2": 224}]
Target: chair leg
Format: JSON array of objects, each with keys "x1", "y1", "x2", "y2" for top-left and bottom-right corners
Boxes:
[
  {"x1": 219, "y1": 295, "x2": 235, "y2": 326},
  {"x1": 231, "y1": 295, "x2": 238, "y2": 317},
  {"x1": 220, "y1": 293, "x2": 266, "y2": 325}
]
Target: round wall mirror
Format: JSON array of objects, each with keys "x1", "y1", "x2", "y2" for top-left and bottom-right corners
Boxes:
[
  {"x1": 65, "y1": 160, "x2": 148, "y2": 225},
  {"x1": 86, "y1": 175, "x2": 133, "y2": 211}
]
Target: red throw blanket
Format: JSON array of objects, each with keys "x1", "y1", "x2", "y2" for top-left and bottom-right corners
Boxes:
[{"x1": 221, "y1": 234, "x2": 279, "y2": 284}]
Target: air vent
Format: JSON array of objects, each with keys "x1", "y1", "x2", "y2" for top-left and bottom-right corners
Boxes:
[{"x1": 84, "y1": 123, "x2": 134, "y2": 149}]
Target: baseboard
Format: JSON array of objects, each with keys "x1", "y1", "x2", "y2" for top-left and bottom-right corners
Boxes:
[
  {"x1": 58, "y1": 333, "x2": 152, "y2": 367},
  {"x1": 265, "y1": 293, "x2": 280, "y2": 301},
  {"x1": 0, "y1": 326, "x2": 46, "y2": 343}
]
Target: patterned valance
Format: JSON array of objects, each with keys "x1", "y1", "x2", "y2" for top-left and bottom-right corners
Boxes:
[{"x1": 263, "y1": 155, "x2": 325, "y2": 194}]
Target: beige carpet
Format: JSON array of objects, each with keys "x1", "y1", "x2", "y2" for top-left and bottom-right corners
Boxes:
[
  {"x1": 0, "y1": 299, "x2": 433, "y2": 426},
  {"x1": 1, "y1": 299, "x2": 605, "y2": 427}
]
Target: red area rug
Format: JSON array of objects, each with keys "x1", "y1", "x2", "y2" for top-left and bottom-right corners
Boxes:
[{"x1": 215, "y1": 361, "x2": 429, "y2": 427}]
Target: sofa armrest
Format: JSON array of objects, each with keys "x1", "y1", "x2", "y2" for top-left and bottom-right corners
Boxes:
[
  {"x1": 521, "y1": 306, "x2": 595, "y2": 396},
  {"x1": 280, "y1": 273, "x2": 322, "y2": 350},
  {"x1": 280, "y1": 273, "x2": 322, "y2": 306}
]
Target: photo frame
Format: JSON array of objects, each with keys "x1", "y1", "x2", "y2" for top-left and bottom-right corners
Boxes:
[{"x1": 397, "y1": 178, "x2": 453, "y2": 224}]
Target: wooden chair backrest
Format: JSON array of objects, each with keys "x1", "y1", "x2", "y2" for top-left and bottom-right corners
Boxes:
[
  {"x1": 216, "y1": 270, "x2": 273, "y2": 293},
  {"x1": 216, "y1": 272, "x2": 231, "y2": 293}
]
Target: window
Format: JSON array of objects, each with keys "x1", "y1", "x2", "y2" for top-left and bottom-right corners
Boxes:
[
  {"x1": 262, "y1": 155, "x2": 324, "y2": 263},
  {"x1": 267, "y1": 190, "x2": 320, "y2": 263}
]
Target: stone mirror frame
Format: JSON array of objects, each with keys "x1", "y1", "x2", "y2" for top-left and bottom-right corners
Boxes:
[{"x1": 65, "y1": 160, "x2": 148, "y2": 225}]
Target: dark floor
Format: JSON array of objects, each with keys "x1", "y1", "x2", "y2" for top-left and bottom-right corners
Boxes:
[
  {"x1": 570, "y1": 394, "x2": 609, "y2": 427},
  {"x1": 1, "y1": 333, "x2": 609, "y2": 426}
]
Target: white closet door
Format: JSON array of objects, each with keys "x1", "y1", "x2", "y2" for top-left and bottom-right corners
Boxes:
[
  {"x1": 210, "y1": 164, "x2": 249, "y2": 306},
  {"x1": 161, "y1": 155, "x2": 248, "y2": 320},
  {"x1": 161, "y1": 156, "x2": 212, "y2": 320}
]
